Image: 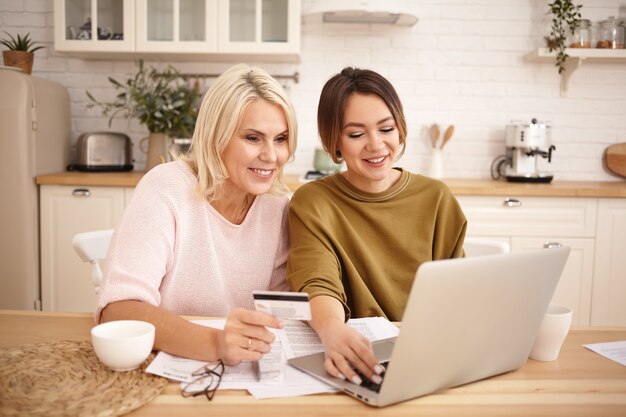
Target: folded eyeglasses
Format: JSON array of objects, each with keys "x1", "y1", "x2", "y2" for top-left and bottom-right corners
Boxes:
[{"x1": 181, "y1": 360, "x2": 224, "y2": 401}]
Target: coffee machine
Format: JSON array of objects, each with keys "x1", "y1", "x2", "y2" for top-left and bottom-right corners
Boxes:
[{"x1": 492, "y1": 118, "x2": 556, "y2": 183}]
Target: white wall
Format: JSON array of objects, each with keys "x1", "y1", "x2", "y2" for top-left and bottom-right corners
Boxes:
[{"x1": 2, "y1": 0, "x2": 625, "y2": 181}]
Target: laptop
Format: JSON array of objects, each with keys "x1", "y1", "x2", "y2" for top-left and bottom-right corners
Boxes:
[{"x1": 288, "y1": 247, "x2": 570, "y2": 407}]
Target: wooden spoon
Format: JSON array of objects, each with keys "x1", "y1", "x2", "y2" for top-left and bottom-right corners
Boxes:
[
  {"x1": 430, "y1": 124, "x2": 440, "y2": 149},
  {"x1": 441, "y1": 125, "x2": 455, "y2": 149}
]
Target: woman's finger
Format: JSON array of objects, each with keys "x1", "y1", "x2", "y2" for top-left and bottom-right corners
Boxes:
[
  {"x1": 324, "y1": 356, "x2": 346, "y2": 380},
  {"x1": 329, "y1": 352, "x2": 363, "y2": 386}
]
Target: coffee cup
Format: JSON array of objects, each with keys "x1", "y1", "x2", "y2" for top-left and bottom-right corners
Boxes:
[
  {"x1": 91, "y1": 320, "x2": 155, "y2": 371},
  {"x1": 529, "y1": 304, "x2": 572, "y2": 362}
]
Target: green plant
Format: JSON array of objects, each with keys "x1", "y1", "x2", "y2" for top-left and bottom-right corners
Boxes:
[
  {"x1": 545, "y1": 0, "x2": 582, "y2": 74},
  {"x1": 0, "y1": 31, "x2": 45, "y2": 52},
  {"x1": 86, "y1": 60, "x2": 199, "y2": 137}
]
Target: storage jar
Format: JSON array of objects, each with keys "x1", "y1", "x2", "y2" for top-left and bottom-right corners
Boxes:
[
  {"x1": 569, "y1": 19, "x2": 592, "y2": 48},
  {"x1": 596, "y1": 17, "x2": 625, "y2": 49}
]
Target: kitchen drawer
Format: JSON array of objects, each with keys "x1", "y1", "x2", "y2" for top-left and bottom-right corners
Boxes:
[{"x1": 456, "y1": 196, "x2": 596, "y2": 238}]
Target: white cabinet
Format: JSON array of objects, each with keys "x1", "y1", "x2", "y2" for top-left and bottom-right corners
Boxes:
[
  {"x1": 39, "y1": 185, "x2": 132, "y2": 312},
  {"x1": 217, "y1": 0, "x2": 300, "y2": 55},
  {"x1": 135, "y1": 0, "x2": 218, "y2": 53},
  {"x1": 592, "y1": 199, "x2": 626, "y2": 326},
  {"x1": 53, "y1": 0, "x2": 135, "y2": 52},
  {"x1": 54, "y1": 0, "x2": 300, "y2": 59},
  {"x1": 511, "y1": 238, "x2": 595, "y2": 326},
  {"x1": 456, "y1": 195, "x2": 597, "y2": 326}
]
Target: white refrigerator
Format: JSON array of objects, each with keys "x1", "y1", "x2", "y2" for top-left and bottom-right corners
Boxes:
[{"x1": 0, "y1": 66, "x2": 71, "y2": 310}]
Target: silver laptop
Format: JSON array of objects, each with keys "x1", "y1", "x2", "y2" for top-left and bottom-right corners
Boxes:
[{"x1": 288, "y1": 247, "x2": 570, "y2": 407}]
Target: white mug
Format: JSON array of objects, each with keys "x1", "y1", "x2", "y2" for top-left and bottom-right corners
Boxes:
[{"x1": 529, "y1": 304, "x2": 573, "y2": 362}]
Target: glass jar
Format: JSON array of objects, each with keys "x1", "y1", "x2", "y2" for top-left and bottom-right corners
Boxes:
[
  {"x1": 596, "y1": 16, "x2": 625, "y2": 49},
  {"x1": 568, "y1": 19, "x2": 593, "y2": 48}
]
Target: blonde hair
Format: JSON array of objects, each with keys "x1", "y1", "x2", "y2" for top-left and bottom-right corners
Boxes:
[{"x1": 184, "y1": 64, "x2": 297, "y2": 202}]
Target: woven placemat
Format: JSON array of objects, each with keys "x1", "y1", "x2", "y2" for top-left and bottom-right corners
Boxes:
[{"x1": 0, "y1": 340, "x2": 168, "y2": 417}]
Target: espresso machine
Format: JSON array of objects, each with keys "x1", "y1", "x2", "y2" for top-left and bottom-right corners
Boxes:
[{"x1": 492, "y1": 118, "x2": 556, "y2": 183}]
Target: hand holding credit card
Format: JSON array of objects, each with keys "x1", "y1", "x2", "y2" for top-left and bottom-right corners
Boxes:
[{"x1": 252, "y1": 290, "x2": 312, "y2": 321}]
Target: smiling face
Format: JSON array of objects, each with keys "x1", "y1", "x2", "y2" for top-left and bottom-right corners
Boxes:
[
  {"x1": 338, "y1": 93, "x2": 401, "y2": 193},
  {"x1": 221, "y1": 99, "x2": 290, "y2": 197}
]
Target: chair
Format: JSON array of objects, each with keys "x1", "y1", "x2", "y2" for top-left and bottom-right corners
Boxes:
[
  {"x1": 72, "y1": 229, "x2": 114, "y2": 293},
  {"x1": 463, "y1": 237, "x2": 510, "y2": 257}
]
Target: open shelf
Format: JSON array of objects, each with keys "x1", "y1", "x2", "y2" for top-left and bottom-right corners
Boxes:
[{"x1": 526, "y1": 48, "x2": 626, "y2": 96}]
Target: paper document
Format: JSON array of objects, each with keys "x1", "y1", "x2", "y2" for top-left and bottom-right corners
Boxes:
[
  {"x1": 583, "y1": 340, "x2": 626, "y2": 366},
  {"x1": 145, "y1": 316, "x2": 399, "y2": 398}
]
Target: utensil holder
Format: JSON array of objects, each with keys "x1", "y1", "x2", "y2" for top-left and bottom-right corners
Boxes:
[{"x1": 428, "y1": 148, "x2": 444, "y2": 179}]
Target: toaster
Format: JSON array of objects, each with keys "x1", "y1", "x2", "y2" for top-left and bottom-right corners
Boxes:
[{"x1": 75, "y1": 132, "x2": 133, "y2": 172}]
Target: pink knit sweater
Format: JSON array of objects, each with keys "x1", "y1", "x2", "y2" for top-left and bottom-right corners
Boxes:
[{"x1": 95, "y1": 160, "x2": 290, "y2": 321}]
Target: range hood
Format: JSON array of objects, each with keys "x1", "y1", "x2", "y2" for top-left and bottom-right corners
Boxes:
[{"x1": 302, "y1": 0, "x2": 418, "y2": 26}]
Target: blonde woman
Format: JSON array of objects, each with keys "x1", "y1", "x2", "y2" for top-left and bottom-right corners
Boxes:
[{"x1": 97, "y1": 64, "x2": 297, "y2": 365}]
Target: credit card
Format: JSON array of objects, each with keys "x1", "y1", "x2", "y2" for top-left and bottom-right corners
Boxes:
[{"x1": 252, "y1": 290, "x2": 311, "y2": 321}]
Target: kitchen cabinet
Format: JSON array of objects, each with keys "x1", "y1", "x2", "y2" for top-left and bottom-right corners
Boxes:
[
  {"x1": 216, "y1": 0, "x2": 300, "y2": 55},
  {"x1": 53, "y1": 0, "x2": 135, "y2": 52},
  {"x1": 39, "y1": 184, "x2": 133, "y2": 312},
  {"x1": 54, "y1": 0, "x2": 300, "y2": 60},
  {"x1": 135, "y1": 0, "x2": 218, "y2": 53},
  {"x1": 511, "y1": 237, "x2": 594, "y2": 327},
  {"x1": 456, "y1": 195, "x2": 597, "y2": 326},
  {"x1": 591, "y1": 198, "x2": 626, "y2": 326}
]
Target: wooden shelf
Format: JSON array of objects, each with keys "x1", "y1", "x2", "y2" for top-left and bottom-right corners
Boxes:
[{"x1": 526, "y1": 48, "x2": 626, "y2": 96}]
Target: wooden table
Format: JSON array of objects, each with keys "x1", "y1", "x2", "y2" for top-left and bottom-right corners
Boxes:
[{"x1": 1, "y1": 310, "x2": 625, "y2": 416}]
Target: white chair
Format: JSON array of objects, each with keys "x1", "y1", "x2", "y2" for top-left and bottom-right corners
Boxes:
[
  {"x1": 72, "y1": 229, "x2": 114, "y2": 293},
  {"x1": 463, "y1": 237, "x2": 510, "y2": 257}
]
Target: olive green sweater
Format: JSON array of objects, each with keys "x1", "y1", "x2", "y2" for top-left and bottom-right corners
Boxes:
[{"x1": 287, "y1": 169, "x2": 467, "y2": 321}]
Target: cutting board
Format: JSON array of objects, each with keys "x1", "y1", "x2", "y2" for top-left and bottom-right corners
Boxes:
[{"x1": 605, "y1": 143, "x2": 626, "y2": 179}]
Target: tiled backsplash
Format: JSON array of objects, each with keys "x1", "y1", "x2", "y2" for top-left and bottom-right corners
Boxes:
[{"x1": 2, "y1": 0, "x2": 625, "y2": 181}]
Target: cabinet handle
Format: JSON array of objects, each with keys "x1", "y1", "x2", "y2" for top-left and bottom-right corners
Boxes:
[
  {"x1": 544, "y1": 242, "x2": 563, "y2": 249},
  {"x1": 502, "y1": 198, "x2": 521, "y2": 208},
  {"x1": 72, "y1": 188, "x2": 91, "y2": 197}
]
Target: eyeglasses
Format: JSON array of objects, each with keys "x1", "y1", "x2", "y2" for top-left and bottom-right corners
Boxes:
[{"x1": 181, "y1": 360, "x2": 224, "y2": 401}]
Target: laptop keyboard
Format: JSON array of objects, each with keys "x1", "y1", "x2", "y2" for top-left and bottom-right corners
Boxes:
[{"x1": 354, "y1": 361, "x2": 389, "y2": 393}]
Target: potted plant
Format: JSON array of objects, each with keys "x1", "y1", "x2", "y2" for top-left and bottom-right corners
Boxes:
[
  {"x1": 87, "y1": 60, "x2": 199, "y2": 170},
  {"x1": 545, "y1": 0, "x2": 582, "y2": 74},
  {"x1": 0, "y1": 31, "x2": 45, "y2": 74}
]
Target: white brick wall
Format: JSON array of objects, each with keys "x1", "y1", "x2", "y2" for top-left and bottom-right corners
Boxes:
[{"x1": 2, "y1": 0, "x2": 625, "y2": 181}]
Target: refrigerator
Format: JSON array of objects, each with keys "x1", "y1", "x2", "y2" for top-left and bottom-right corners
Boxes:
[{"x1": 0, "y1": 66, "x2": 71, "y2": 310}]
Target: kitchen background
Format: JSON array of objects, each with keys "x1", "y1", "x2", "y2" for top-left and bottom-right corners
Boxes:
[{"x1": 2, "y1": 0, "x2": 625, "y2": 181}]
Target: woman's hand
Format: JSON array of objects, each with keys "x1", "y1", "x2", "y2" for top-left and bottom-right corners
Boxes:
[
  {"x1": 217, "y1": 308, "x2": 283, "y2": 366},
  {"x1": 317, "y1": 318, "x2": 384, "y2": 386},
  {"x1": 308, "y1": 295, "x2": 384, "y2": 386}
]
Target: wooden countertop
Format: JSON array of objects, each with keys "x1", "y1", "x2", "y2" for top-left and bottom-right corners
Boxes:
[
  {"x1": 36, "y1": 171, "x2": 626, "y2": 198},
  {"x1": 1, "y1": 310, "x2": 626, "y2": 417},
  {"x1": 36, "y1": 171, "x2": 145, "y2": 187}
]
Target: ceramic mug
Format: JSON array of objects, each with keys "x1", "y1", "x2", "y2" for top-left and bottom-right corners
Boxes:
[
  {"x1": 313, "y1": 148, "x2": 342, "y2": 173},
  {"x1": 529, "y1": 304, "x2": 573, "y2": 361}
]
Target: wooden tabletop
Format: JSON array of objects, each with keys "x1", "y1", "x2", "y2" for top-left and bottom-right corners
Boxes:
[
  {"x1": 1, "y1": 310, "x2": 625, "y2": 416},
  {"x1": 35, "y1": 172, "x2": 626, "y2": 198}
]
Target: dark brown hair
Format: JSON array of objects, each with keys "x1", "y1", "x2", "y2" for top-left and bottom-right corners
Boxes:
[{"x1": 317, "y1": 67, "x2": 407, "y2": 163}]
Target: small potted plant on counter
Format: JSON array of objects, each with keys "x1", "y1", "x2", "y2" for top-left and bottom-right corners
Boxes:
[
  {"x1": 87, "y1": 60, "x2": 199, "y2": 171},
  {"x1": 0, "y1": 31, "x2": 45, "y2": 74}
]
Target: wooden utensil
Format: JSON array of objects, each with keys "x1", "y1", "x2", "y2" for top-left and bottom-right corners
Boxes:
[
  {"x1": 604, "y1": 142, "x2": 626, "y2": 178},
  {"x1": 430, "y1": 124, "x2": 440, "y2": 149},
  {"x1": 441, "y1": 125, "x2": 455, "y2": 149}
]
